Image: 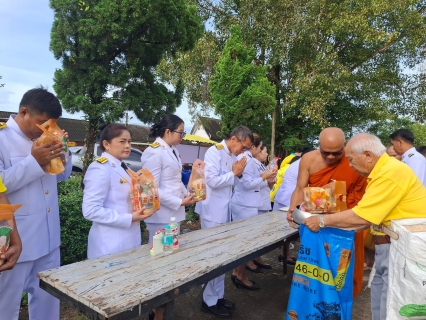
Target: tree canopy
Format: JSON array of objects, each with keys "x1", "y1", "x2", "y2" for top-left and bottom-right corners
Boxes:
[{"x1": 50, "y1": 0, "x2": 203, "y2": 171}]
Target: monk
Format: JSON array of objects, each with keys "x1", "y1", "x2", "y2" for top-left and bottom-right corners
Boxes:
[{"x1": 287, "y1": 127, "x2": 367, "y2": 298}]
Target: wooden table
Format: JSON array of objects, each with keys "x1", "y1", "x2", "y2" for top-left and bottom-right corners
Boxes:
[{"x1": 38, "y1": 210, "x2": 298, "y2": 320}]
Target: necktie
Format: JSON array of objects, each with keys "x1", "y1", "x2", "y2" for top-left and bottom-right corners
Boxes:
[
  {"x1": 121, "y1": 162, "x2": 129, "y2": 174},
  {"x1": 172, "y1": 149, "x2": 178, "y2": 160}
]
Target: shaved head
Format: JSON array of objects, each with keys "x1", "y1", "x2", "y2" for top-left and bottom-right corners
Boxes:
[{"x1": 318, "y1": 127, "x2": 346, "y2": 165}]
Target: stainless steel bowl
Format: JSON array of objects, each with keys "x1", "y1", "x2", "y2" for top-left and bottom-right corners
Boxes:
[{"x1": 292, "y1": 208, "x2": 319, "y2": 226}]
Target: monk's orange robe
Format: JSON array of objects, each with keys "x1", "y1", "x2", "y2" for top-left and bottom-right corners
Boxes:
[{"x1": 309, "y1": 154, "x2": 367, "y2": 298}]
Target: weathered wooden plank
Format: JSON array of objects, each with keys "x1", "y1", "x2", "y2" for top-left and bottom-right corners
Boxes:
[{"x1": 39, "y1": 211, "x2": 297, "y2": 318}]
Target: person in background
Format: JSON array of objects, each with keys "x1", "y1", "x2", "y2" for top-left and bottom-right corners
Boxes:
[
  {"x1": 302, "y1": 133, "x2": 426, "y2": 320},
  {"x1": 386, "y1": 145, "x2": 402, "y2": 161},
  {"x1": 83, "y1": 123, "x2": 152, "y2": 259},
  {"x1": 230, "y1": 134, "x2": 276, "y2": 288},
  {"x1": 0, "y1": 87, "x2": 72, "y2": 320},
  {"x1": 0, "y1": 176, "x2": 22, "y2": 273},
  {"x1": 390, "y1": 129, "x2": 426, "y2": 185},
  {"x1": 417, "y1": 145, "x2": 426, "y2": 158},
  {"x1": 195, "y1": 125, "x2": 252, "y2": 318},
  {"x1": 270, "y1": 152, "x2": 296, "y2": 207},
  {"x1": 141, "y1": 115, "x2": 197, "y2": 320}
]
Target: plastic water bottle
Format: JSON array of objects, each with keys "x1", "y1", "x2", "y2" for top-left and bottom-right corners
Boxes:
[
  {"x1": 162, "y1": 225, "x2": 173, "y2": 254},
  {"x1": 169, "y1": 217, "x2": 179, "y2": 250}
]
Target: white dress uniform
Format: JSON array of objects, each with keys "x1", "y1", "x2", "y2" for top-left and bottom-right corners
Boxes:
[
  {"x1": 402, "y1": 147, "x2": 426, "y2": 186},
  {"x1": 195, "y1": 140, "x2": 240, "y2": 307},
  {"x1": 254, "y1": 158, "x2": 271, "y2": 214},
  {"x1": 273, "y1": 159, "x2": 300, "y2": 210},
  {"x1": 83, "y1": 152, "x2": 141, "y2": 259},
  {"x1": 231, "y1": 151, "x2": 264, "y2": 221},
  {"x1": 0, "y1": 115, "x2": 72, "y2": 320},
  {"x1": 140, "y1": 138, "x2": 186, "y2": 242}
]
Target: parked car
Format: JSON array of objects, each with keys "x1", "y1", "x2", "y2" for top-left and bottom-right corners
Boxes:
[{"x1": 71, "y1": 143, "x2": 143, "y2": 172}]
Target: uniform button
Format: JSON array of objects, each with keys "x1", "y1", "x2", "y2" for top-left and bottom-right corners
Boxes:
[
  {"x1": 45, "y1": 190, "x2": 49, "y2": 195},
  {"x1": 47, "y1": 208, "x2": 51, "y2": 212}
]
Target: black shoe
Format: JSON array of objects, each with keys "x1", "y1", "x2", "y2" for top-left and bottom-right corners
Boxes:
[
  {"x1": 233, "y1": 277, "x2": 260, "y2": 290},
  {"x1": 218, "y1": 298, "x2": 235, "y2": 310},
  {"x1": 246, "y1": 265, "x2": 262, "y2": 273},
  {"x1": 201, "y1": 301, "x2": 232, "y2": 318},
  {"x1": 253, "y1": 260, "x2": 272, "y2": 269},
  {"x1": 231, "y1": 274, "x2": 256, "y2": 285}
]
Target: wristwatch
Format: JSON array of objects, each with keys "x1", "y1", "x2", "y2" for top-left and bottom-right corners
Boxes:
[{"x1": 319, "y1": 215, "x2": 325, "y2": 228}]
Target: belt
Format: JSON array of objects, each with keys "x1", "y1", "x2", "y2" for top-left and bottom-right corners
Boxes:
[{"x1": 373, "y1": 235, "x2": 391, "y2": 245}]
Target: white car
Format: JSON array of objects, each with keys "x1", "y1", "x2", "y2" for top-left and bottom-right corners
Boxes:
[{"x1": 71, "y1": 143, "x2": 143, "y2": 172}]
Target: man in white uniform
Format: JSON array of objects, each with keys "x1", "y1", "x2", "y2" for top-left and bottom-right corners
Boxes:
[
  {"x1": 0, "y1": 87, "x2": 72, "y2": 320},
  {"x1": 390, "y1": 129, "x2": 426, "y2": 185},
  {"x1": 195, "y1": 126, "x2": 253, "y2": 318}
]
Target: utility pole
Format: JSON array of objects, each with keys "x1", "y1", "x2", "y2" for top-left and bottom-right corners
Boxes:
[{"x1": 125, "y1": 112, "x2": 128, "y2": 127}]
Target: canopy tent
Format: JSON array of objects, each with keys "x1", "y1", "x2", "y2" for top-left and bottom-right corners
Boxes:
[{"x1": 182, "y1": 134, "x2": 216, "y2": 145}]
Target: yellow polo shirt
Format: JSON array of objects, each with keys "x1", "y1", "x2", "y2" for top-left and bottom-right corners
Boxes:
[
  {"x1": 0, "y1": 176, "x2": 6, "y2": 193},
  {"x1": 353, "y1": 153, "x2": 426, "y2": 234}
]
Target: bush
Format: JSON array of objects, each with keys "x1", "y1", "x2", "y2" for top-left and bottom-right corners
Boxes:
[
  {"x1": 58, "y1": 176, "x2": 90, "y2": 265},
  {"x1": 185, "y1": 204, "x2": 199, "y2": 222}
]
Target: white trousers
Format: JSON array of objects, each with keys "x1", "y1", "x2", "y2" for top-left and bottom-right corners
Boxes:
[
  {"x1": 230, "y1": 202, "x2": 258, "y2": 221},
  {"x1": 272, "y1": 200, "x2": 286, "y2": 211},
  {"x1": 0, "y1": 247, "x2": 60, "y2": 320},
  {"x1": 146, "y1": 222, "x2": 180, "y2": 244},
  {"x1": 200, "y1": 218, "x2": 225, "y2": 306}
]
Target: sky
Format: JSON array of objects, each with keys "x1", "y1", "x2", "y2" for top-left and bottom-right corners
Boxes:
[{"x1": 0, "y1": 0, "x2": 201, "y2": 131}]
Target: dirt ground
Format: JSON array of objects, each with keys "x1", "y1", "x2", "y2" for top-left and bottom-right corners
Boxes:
[{"x1": 19, "y1": 222, "x2": 372, "y2": 320}]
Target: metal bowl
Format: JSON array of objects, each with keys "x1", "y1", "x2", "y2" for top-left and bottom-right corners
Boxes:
[{"x1": 292, "y1": 208, "x2": 319, "y2": 226}]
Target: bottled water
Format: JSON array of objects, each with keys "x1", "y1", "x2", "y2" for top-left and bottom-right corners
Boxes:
[
  {"x1": 169, "y1": 217, "x2": 179, "y2": 250},
  {"x1": 162, "y1": 225, "x2": 173, "y2": 254}
]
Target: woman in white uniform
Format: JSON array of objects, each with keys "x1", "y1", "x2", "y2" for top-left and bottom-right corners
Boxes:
[
  {"x1": 141, "y1": 115, "x2": 196, "y2": 243},
  {"x1": 255, "y1": 145, "x2": 273, "y2": 214},
  {"x1": 230, "y1": 134, "x2": 276, "y2": 290},
  {"x1": 83, "y1": 124, "x2": 152, "y2": 259},
  {"x1": 141, "y1": 115, "x2": 196, "y2": 320}
]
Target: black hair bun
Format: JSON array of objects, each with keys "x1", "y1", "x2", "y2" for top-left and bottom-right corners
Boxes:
[
  {"x1": 97, "y1": 123, "x2": 110, "y2": 139},
  {"x1": 149, "y1": 123, "x2": 159, "y2": 138}
]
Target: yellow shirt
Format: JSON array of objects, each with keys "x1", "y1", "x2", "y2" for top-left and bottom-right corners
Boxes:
[
  {"x1": 353, "y1": 153, "x2": 426, "y2": 234},
  {"x1": 270, "y1": 154, "x2": 295, "y2": 202},
  {"x1": 0, "y1": 176, "x2": 6, "y2": 193}
]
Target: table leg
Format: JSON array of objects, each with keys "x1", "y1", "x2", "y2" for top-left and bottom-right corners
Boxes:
[
  {"x1": 162, "y1": 299, "x2": 175, "y2": 320},
  {"x1": 283, "y1": 240, "x2": 288, "y2": 277}
]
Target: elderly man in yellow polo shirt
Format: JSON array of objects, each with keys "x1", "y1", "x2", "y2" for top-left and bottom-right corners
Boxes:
[
  {"x1": 0, "y1": 176, "x2": 22, "y2": 273},
  {"x1": 301, "y1": 133, "x2": 426, "y2": 320}
]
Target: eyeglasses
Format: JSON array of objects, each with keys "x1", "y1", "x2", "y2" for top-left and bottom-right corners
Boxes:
[
  {"x1": 238, "y1": 139, "x2": 251, "y2": 151},
  {"x1": 320, "y1": 149, "x2": 344, "y2": 157},
  {"x1": 173, "y1": 131, "x2": 186, "y2": 139}
]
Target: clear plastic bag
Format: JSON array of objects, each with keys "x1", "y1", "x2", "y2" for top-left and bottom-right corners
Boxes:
[
  {"x1": 266, "y1": 156, "x2": 280, "y2": 172},
  {"x1": 36, "y1": 119, "x2": 68, "y2": 175},
  {"x1": 127, "y1": 168, "x2": 160, "y2": 215},
  {"x1": 187, "y1": 159, "x2": 206, "y2": 202},
  {"x1": 0, "y1": 204, "x2": 22, "y2": 267},
  {"x1": 303, "y1": 181, "x2": 347, "y2": 213}
]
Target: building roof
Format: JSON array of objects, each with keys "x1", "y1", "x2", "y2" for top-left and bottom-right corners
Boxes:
[
  {"x1": 191, "y1": 116, "x2": 222, "y2": 141},
  {"x1": 0, "y1": 111, "x2": 152, "y2": 143}
]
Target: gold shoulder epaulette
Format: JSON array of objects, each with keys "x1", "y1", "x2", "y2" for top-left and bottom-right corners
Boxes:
[
  {"x1": 96, "y1": 157, "x2": 108, "y2": 164},
  {"x1": 150, "y1": 142, "x2": 160, "y2": 148},
  {"x1": 0, "y1": 122, "x2": 6, "y2": 130},
  {"x1": 215, "y1": 143, "x2": 224, "y2": 150},
  {"x1": 409, "y1": 153, "x2": 414, "y2": 158}
]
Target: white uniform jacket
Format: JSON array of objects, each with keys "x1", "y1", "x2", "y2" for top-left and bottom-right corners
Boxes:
[
  {"x1": 83, "y1": 152, "x2": 140, "y2": 259},
  {"x1": 231, "y1": 151, "x2": 263, "y2": 208},
  {"x1": 254, "y1": 158, "x2": 271, "y2": 211},
  {"x1": 274, "y1": 159, "x2": 300, "y2": 206},
  {"x1": 195, "y1": 140, "x2": 240, "y2": 224},
  {"x1": 0, "y1": 115, "x2": 72, "y2": 263},
  {"x1": 140, "y1": 138, "x2": 186, "y2": 224},
  {"x1": 402, "y1": 147, "x2": 426, "y2": 185}
]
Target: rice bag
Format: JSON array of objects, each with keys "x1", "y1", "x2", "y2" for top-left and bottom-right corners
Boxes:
[
  {"x1": 303, "y1": 181, "x2": 347, "y2": 214},
  {"x1": 127, "y1": 168, "x2": 160, "y2": 215},
  {"x1": 266, "y1": 156, "x2": 280, "y2": 172},
  {"x1": 0, "y1": 204, "x2": 22, "y2": 267},
  {"x1": 36, "y1": 119, "x2": 69, "y2": 175},
  {"x1": 187, "y1": 159, "x2": 206, "y2": 202}
]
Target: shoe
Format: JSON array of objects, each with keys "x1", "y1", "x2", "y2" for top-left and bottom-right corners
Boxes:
[
  {"x1": 218, "y1": 298, "x2": 235, "y2": 310},
  {"x1": 253, "y1": 260, "x2": 272, "y2": 269},
  {"x1": 278, "y1": 255, "x2": 296, "y2": 263},
  {"x1": 201, "y1": 301, "x2": 232, "y2": 318},
  {"x1": 246, "y1": 265, "x2": 262, "y2": 273},
  {"x1": 285, "y1": 259, "x2": 296, "y2": 265},
  {"x1": 231, "y1": 274, "x2": 256, "y2": 285},
  {"x1": 233, "y1": 277, "x2": 260, "y2": 290},
  {"x1": 148, "y1": 310, "x2": 155, "y2": 320}
]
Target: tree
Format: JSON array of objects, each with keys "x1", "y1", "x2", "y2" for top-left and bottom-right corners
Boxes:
[
  {"x1": 209, "y1": 25, "x2": 275, "y2": 140},
  {"x1": 50, "y1": 0, "x2": 203, "y2": 173},
  {"x1": 162, "y1": 0, "x2": 426, "y2": 156}
]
